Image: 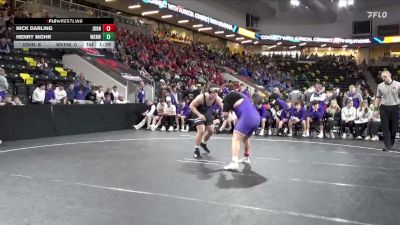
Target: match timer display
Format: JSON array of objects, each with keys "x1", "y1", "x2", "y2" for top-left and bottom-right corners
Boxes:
[{"x1": 14, "y1": 18, "x2": 115, "y2": 49}]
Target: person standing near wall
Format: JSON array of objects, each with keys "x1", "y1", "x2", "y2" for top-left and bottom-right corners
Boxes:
[
  {"x1": 0, "y1": 68, "x2": 8, "y2": 145},
  {"x1": 374, "y1": 70, "x2": 400, "y2": 151}
]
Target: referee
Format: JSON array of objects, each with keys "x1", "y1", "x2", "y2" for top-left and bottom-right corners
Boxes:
[{"x1": 374, "y1": 70, "x2": 400, "y2": 151}]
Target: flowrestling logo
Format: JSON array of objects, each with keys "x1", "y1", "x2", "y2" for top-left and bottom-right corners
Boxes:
[{"x1": 367, "y1": 11, "x2": 388, "y2": 19}]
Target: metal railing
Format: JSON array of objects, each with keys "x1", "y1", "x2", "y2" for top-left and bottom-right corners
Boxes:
[{"x1": 14, "y1": 0, "x2": 30, "y2": 10}]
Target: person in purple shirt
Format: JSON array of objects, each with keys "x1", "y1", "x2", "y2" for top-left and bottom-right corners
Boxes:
[
  {"x1": 75, "y1": 84, "x2": 90, "y2": 101},
  {"x1": 239, "y1": 83, "x2": 250, "y2": 97},
  {"x1": 277, "y1": 100, "x2": 293, "y2": 136},
  {"x1": 252, "y1": 94, "x2": 267, "y2": 136},
  {"x1": 288, "y1": 101, "x2": 306, "y2": 137},
  {"x1": 44, "y1": 83, "x2": 56, "y2": 104},
  {"x1": 304, "y1": 101, "x2": 324, "y2": 138},
  {"x1": 269, "y1": 93, "x2": 287, "y2": 110},
  {"x1": 175, "y1": 100, "x2": 191, "y2": 132},
  {"x1": 138, "y1": 81, "x2": 145, "y2": 103},
  {"x1": 170, "y1": 84, "x2": 180, "y2": 107},
  {"x1": 342, "y1": 85, "x2": 363, "y2": 109}
]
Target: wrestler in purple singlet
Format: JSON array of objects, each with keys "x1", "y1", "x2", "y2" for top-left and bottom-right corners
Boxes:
[{"x1": 223, "y1": 92, "x2": 260, "y2": 137}]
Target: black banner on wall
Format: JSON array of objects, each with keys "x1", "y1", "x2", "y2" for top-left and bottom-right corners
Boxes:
[{"x1": 0, "y1": 104, "x2": 146, "y2": 141}]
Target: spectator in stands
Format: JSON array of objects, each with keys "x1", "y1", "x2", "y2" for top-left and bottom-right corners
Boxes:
[
  {"x1": 304, "y1": 85, "x2": 315, "y2": 108},
  {"x1": 239, "y1": 83, "x2": 250, "y2": 96},
  {"x1": 150, "y1": 98, "x2": 166, "y2": 131},
  {"x1": 355, "y1": 83, "x2": 363, "y2": 95},
  {"x1": 183, "y1": 84, "x2": 200, "y2": 104},
  {"x1": 175, "y1": 100, "x2": 190, "y2": 132},
  {"x1": 355, "y1": 100, "x2": 372, "y2": 139},
  {"x1": 138, "y1": 81, "x2": 145, "y2": 104},
  {"x1": 3, "y1": 94, "x2": 14, "y2": 105},
  {"x1": 75, "y1": 84, "x2": 91, "y2": 104},
  {"x1": 363, "y1": 89, "x2": 373, "y2": 106},
  {"x1": 170, "y1": 84, "x2": 180, "y2": 107},
  {"x1": 310, "y1": 83, "x2": 326, "y2": 110},
  {"x1": 283, "y1": 99, "x2": 303, "y2": 135},
  {"x1": 116, "y1": 95, "x2": 128, "y2": 104},
  {"x1": 0, "y1": 68, "x2": 8, "y2": 99},
  {"x1": 134, "y1": 99, "x2": 156, "y2": 130},
  {"x1": 32, "y1": 83, "x2": 45, "y2": 104},
  {"x1": 0, "y1": 37, "x2": 9, "y2": 54},
  {"x1": 277, "y1": 100, "x2": 293, "y2": 136},
  {"x1": 104, "y1": 87, "x2": 115, "y2": 102},
  {"x1": 304, "y1": 101, "x2": 324, "y2": 138},
  {"x1": 365, "y1": 111, "x2": 381, "y2": 141},
  {"x1": 253, "y1": 94, "x2": 267, "y2": 136},
  {"x1": 161, "y1": 96, "x2": 176, "y2": 131},
  {"x1": 74, "y1": 73, "x2": 90, "y2": 95},
  {"x1": 66, "y1": 83, "x2": 75, "y2": 104},
  {"x1": 13, "y1": 96, "x2": 24, "y2": 106},
  {"x1": 341, "y1": 99, "x2": 357, "y2": 139},
  {"x1": 288, "y1": 86, "x2": 304, "y2": 104},
  {"x1": 0, "y1": 11, "x2": 8, "y2": 27},
  {"x1": 325, "y1": 99, "x2": 341, "y2": 139},
  {"x1": 86, "y1": 88, "x2": 97, "y2": 103},
  {"x1": 54, "y1": 84, "x2": 67, "y2": 103},
  {"x1": 111, "y1": 85, "x2": 120, "y2": 100},
  {"x1": 95, "y1": 86, "x2": 105, "y2": 103},
  {"x1": 37, "y1": 57, "x2": 55, "y2": 77},
  {"x1": 102, "y1": 93, "x2": 113, "y2": 104},
  {"x1": 44, "y1": 83, "x2": 56, "y2": 104},
  {"x1": 343, "y1": 85, "x2": 363, "y2": 109}
]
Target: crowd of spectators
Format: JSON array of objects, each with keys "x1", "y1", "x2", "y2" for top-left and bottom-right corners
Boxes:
[
  {"x1": 132, "y1": 72, "x2": 381, "y2": 141},
  {"x1": 1, "y1": 71, "x2": 129, "y2": 105}
]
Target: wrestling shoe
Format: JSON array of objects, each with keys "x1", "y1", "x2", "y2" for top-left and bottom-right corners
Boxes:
[
  {"x1": 224, "y1": 161, "x2": 239, "y2": 171},
  {"x1": 193, "y1": 149, "x2": 202, "y2": 159},
  {"x1": 239, "y1": 156, "x2": 250, "y2": 164},
  {"x1": 200, "y1": 142, "x2": 210, "y2": 153}
]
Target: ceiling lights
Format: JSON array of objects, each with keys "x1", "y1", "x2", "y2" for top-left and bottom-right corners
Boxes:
[
  {"x1": 321, "y1": 44, "x2": 327, "y2": 47},
  {"x1": 268, "y1": 45, "x2": 276, "y2": 49},
  {"x1": 254, "y1": 41, "x2": 259, "y2": 44},
  {"x1": 141, "y1": 10, "x2": 159, "y2": 16},
  {"x1": 178, "y1": 20, "x2": 189, "y2": 24},
  {"x1": 193, "y1": 24, "x2": 203, "y2": 28},
  {"x1": 226, "y1": 34, "x2": 235, "y2": 38},
  {"x1": 128, "y1": 4, "x2": 141, "y2": 9},
  {"x1": 236, "y1": 37, "x2": 245, "y2": 40},
  {"x1": 277, "y1": 42, "x2": 282, "y2": 45},
  {"x1": 241, "y1": 40, "x2": 252, "y2": 44},
  {"x1": 215, "y1": 31, "x2": 224, "y2": 34},
  {"x1": 289, "y1": 46, "x2": 296, "y2": 49},
  {"x1": 198, "y1": 27, "x2": 212, "y2": 31},
  {"x1": 161, "y1": 15, "x2": 173, "y2": 19},
  {"x1": 338, "y1": 0, "x2": 354, "y2": 8},
  {"x1": 290, "y1": 0, "x2": 300, "y2": 7},
  {"x1": 299, "y1": 42, "x2": 307, "y2": 46}
]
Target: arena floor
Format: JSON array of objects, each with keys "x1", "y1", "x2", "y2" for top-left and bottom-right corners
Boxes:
[{"x1": 0, "y1": 130, "x2": 399, "y2": 225}]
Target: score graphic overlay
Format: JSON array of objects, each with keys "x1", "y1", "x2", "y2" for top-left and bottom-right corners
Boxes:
[{"x1": 14, "y1": 18, "x2": 115, "y2": 49}]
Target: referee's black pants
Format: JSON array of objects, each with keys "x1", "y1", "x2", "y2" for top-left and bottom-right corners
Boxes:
[{"x1": 380, "y1": 105, "x2": 400, "y2": 150}]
